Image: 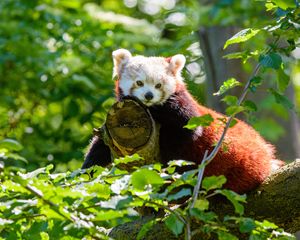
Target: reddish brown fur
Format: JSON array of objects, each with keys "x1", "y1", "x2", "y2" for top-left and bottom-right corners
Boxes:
[{"x1": 121, "y1": 80, "x2": 282, "y2": 193}]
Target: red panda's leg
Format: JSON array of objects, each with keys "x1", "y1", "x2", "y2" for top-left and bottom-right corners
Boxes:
[{"x1": 82, "y1": 136, "x2": 112, "y2": 169}]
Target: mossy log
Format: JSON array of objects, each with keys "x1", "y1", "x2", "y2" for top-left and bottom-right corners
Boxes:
[{"x1": 99, "y1": 99, "x2": 300, "y2": 238}]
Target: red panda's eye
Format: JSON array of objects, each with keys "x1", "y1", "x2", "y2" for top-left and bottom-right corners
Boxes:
[
  {"x1": 136, "y1": 81, "x2": 144, "y2": 87},
  {"x1": 155, "y1": 83, "x2": 162, "y2": 89}
]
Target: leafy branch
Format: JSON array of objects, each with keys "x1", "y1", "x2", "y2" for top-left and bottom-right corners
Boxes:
[{"x1": 185, "y1": 38, "x2": 281, "y2": 240}]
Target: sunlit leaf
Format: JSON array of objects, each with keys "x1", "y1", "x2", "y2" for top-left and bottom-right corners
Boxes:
[
  {"x1": 202, "y1": 175, "x2": 227, "y2": 192},
  {"x1": 194, "y1": 198, "x2": 209, "y2": 211},
  {"x1": 222, "y1": 95, "x2": 238, "y2": 106},
  {"x1": 225, "y1": 106, "x2": 245, "y2": 116},
  {"x1": 224, "y1": 28, "x2": 260, "y2": 49},
  {"x1": 214, "y1": 78, "x2": 242, "y2": 96},
  {"x1": 0, "y1": 139, "x2": 23, "y2": 151},
  {"x1": 217, "y1": 231, "x2": 238, "y2": 240},
  {"x1": 271, "y1": 0, "x2": 296, "y2": 10},
  {"x1": 131, "y1": 169, "x2": 164, "y2": 190},
  {"x1": 114, "y1": 154, "x2": 143, "y2": 165}
]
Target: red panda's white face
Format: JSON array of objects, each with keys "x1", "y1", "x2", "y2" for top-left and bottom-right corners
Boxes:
[{"x1": 112, "y1": 49, "x2": 186, "y2": 106}]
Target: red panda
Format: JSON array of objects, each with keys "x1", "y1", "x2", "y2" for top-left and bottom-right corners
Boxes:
[{"x1": 83, "y1": 49, "x2": 284, "y2": 194}]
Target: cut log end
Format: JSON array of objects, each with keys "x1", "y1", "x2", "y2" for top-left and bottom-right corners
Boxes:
[{"x1": 106, "y1": 99, "x2": 152, "y2": 149}]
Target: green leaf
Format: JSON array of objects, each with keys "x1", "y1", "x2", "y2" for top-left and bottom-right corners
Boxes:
[
  {"x1": 194, "y1": 198, "x2": 209, "y2": 211},
  {"x1": 277, "y1": 69, "x2": 290, "y2": 93},
  {"x1": 167, "y1": 188, "x2": 192, "y2": 201},
  {"x1": 249, "y1": 76, "x2": 262, "y2": 93},
  {"x1": 94, "y1": 209, "x2": 125, "y2": 221},
  {"x1": 0, "y1": 218, "x2": 13, "y2": 226},
  {"x1": 217, "y1": 189, "x2": 246, "y2": 215},
  {"x1": 259, "y1": 53, "x2": 282, "y2": 69},
  {"x1": 202, "y1": 175, "x2": 227, "y2": 191},
  {"x1": 189, "y1": 208, "x2": 217, "y2": 221},
  {"x1": 217, "y1": 231, "x2": 238, "y2": 240},
  {"x1": 40, "y1": 232, "x2": 49, "y2": 240},
  {"x1": 0, "y1": 139, "x2": 23, "y2": 151},
  {"x1": 243, "y1": 100, "x2": 257, "y2": 112},
  {"x1": 184, "y1": 114, "x2": 214, "y2": 130},
  {"x1": 225, "y1": 106, "x2": 245, "y2": 116},
  {"x1": 224, "y1": 28, "x2": 260, "y2": 49},
  {"x1": 229, "y1": 119, "x2": 238, "y2": 128},
  {"x1": 239, "y1": 218, "x2": 256, "y2": 233},
  {"x1": 223, "y1": 51, "x2": 245, "y2": 60},
  {"x1": 222, "y1": 95, "x2": 238, "y2": 106},
  {"x1": 165, "y1": 213, "x2": 184, "y2": 237},
  {"x1": 114, "y1": 154, "x2": 143, "y2": 165},
  {"x1": 18, "y1": 165, "x2": 53, "y2": 179},
  {"x1": 214, "y1": 78, "x2": 242, "y2": 96},
  {"x1": 3, "y1": 152, "x2": 28, "y2": 163},
  {"x1": 167, "y1": 160, "x2": 195, "y2": 167},
  {"x1": 269, "y1": 88, "x2": 294, "y2": 109},
  {"x1": 271, "y1": 0, "x2": 296, "y2": 10},
  {"x1": 256, "y1": 220, "x2": 278, "y2": 230},
  {"x1": 131, "y1": 169, "x2": 164, "y2": 190},
  {"x1": 137, "y1": 219, "x2": 156, "y2": 240}
]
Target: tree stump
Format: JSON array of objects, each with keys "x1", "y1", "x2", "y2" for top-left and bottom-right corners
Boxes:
[{"x1": 96, "y1": 99, "x2": 160, "y2": 170}]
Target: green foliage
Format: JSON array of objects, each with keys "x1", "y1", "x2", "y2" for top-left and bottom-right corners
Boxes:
[
  {"x1": 214, "y1": 78, "x2": 242, "y2": 96},
  {"x1": 1, "y1": 0, "x2": 299, "y2": 239},
  {"x1": 184, "y1": 114, "x2": 214, "y2": 129},
  {"x1": 259, "y1": 53, "x2": 282, "y2": 70},
  {"x1": 0, "y1": 155, "x2": 295, "y2": 239},
  {"x1": 224, "y1": 28, "x2": 261, "y2": 49},
  {"x1": 165, "y1": 214, "x2": 185, "y2": 237},
  {"x1": 269, "y1": 89, "x2": 294, "y2": 109},
  {"x1": 0, "y1": 0, "x2": 199, "y2": 170}
]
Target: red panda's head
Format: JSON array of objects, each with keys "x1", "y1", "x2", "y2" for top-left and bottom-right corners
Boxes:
[{"x1": 112, "y1": 49, "x2": 186, "y2": 106}]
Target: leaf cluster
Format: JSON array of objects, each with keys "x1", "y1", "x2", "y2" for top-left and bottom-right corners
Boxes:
[{"x1": 0, "y1": 149, "x2": 295, "y2": 239}]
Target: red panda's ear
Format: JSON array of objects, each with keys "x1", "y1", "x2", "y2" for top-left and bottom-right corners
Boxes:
[
  {"x1": 169, "y1": 54, "x2": 186, "y2": 75},
  {"x1": 112, "y1": 49, "x2": 132, "y2": 79}
]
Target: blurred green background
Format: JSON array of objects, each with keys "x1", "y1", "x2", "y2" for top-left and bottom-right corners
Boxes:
[{"x1": 1, "y1": 0, "x2": 299, "y2": 172}]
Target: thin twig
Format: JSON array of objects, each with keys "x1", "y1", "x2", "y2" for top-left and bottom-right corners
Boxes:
[
  {"x1": 185, "y1": 218, "x2": 191, "y2": 240},
  {"x1": 191, "y1": 150, "x2": 209, "y2": 209},
  {"x1": 138, "y1": 197, "x2": 187, "y2": 225},
  {"x1": 187, "y1": 62, "x2": 262, "y2": 223},
  {"x1": 10, "y1": 214, "x2": 45, "y2": 221},
  {"x1": 25, "y1": 184, "x2": 76, "y2": 222},
  {"x1": 202, "y1": 63, "x2": 261, "y2": 167}
]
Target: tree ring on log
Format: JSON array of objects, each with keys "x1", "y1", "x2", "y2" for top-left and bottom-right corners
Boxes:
[{"x1": 105, "y1": 99, "x2": 152, "y2": 149}]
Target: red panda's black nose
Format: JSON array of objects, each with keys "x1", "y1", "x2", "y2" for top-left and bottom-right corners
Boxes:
[{"x1": 145, "y1": 92, "x2": 154, "y2": 100}]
